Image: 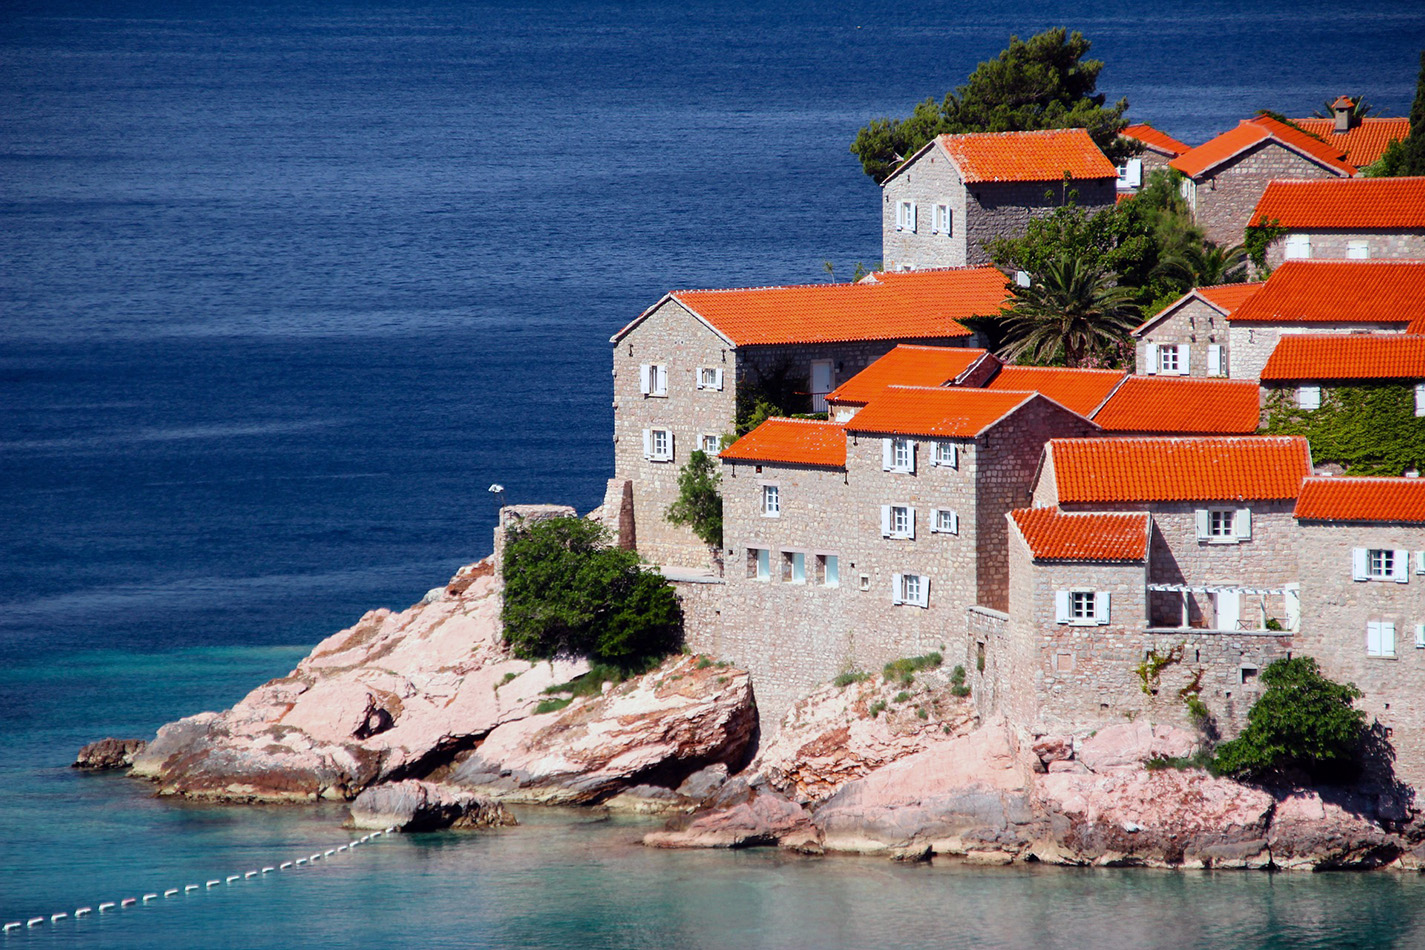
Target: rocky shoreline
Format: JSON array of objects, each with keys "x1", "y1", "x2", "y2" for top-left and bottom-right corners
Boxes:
[{"x1": 88, "y1": 558, "x2": 1425, "y2": 872}]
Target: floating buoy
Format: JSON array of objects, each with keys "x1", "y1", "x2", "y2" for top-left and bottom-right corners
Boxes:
[
  {"x1": 3, "y1": 922, "x2": 20, "y2": 932},
  {"x1": 262, "y1": 867, "x2": 275, "y2": 874},
  {"x1": 50, "y1": 914, "x2": 66, "y2": 923},
  {"x1": 143, "y1": 894, "x2": 157, "y2": 903},
  {"x1": 280, "y1": 862, "x2": 292, "y2": 870},
  {"x1": 99, "y1": 902, "x2": 117, "y2": 911},
  {"x1": 245, "y1": 871, "x2": 258, "y2": 879},
  {"x1": 295, "y1": 859, "x2": 306, "y2": 866},
  {"x1": 75, "y1": 907, "x2": 92, "y2": 917},
  {"x1": 162, "y1": 890, "x2": 177, "y2": 899},
  {"x1": 324, "y1": 850, "x2": 334, "y2": 857},
  {"x1": 26, "y1": 918, "x2": 43, "y2": 928},
  {"x1": 336, "y1": 845, "x2": 347, "y2": 853},
  {"x1": 183, "y1": 885, "x2": 198, "y2": 893},
  {"x1": 121, "y1": 898, "x2": 137, "y2": 907}
]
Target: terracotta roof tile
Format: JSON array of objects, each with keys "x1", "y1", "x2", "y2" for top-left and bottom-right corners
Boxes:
[
  {"x1": 1123, "y1": 123, "x2": 1190, "y2": 158},
  {"x1": 932, "y1": 129, "x2": 1117, "y2": 184},
  {"x1": 1197, "y1": 282, "x2": 1265, "y2": 314},
  {"x1": 1295, "y1": 476, "x2": 1425, "y2": 524},
  {"x1": 1170, "y1": 116, "x2": 1354, "y2": 179},
  {"x1": 719, "y1": 418, "x2": 846, "y2": 468},
  {"x1": 621, "y1": 267, "x2": 1007, "y2": 347},
  {"x1": 982, "y1": 366, "x2": 1126, "y2": 416},
  {"x1": 1249, "y1": 177, "x2": 1425, "y2": 229},
  {"x1": 825, "y1": 344, "x2": 988, "y2": 406},
  {"x1": 1260, "y1": 334, "x2": 1425, "y2": 381},
  {"x1": 1011, "y1": 507, "x2": 1151, "y2": 561},
  {"x1": 1228, "y1": 261, "x2": 1425, "y2": 333},
  {"x1": 845, "y1": 386, "x2": 1041, "y2": 438},
  {"x1": 1050, "y1": 436, "x2": 1313, "y2": 503},
  {"x1": 1291, "y1": 117, "x2": 1412, "y2": 169},
  {"x1": 1092, "y1": 377, "x2": 1261, "y2": 434}
]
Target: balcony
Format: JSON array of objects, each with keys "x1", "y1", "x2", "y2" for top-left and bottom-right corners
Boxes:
[{"x1": 1145, "y1": 583, "x2": 1299, "y2": 635}]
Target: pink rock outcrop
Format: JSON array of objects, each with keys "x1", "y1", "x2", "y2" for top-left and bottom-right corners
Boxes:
[
  {"x1": 347, "y1": 779, "x2": 515, "y2": 832},
  {"x1": 1074, "y1": 722, "x2": 1200, "y2": 773},
  {"x1": 643, "y1": 780, "x2": 814, "y2": 849},
  {"x1": 1267, "y1": 789, "x2": 1406, "y2": 870}
]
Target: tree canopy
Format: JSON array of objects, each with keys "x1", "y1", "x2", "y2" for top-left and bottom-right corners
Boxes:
[
  {"x1": 1369, "y1": 51, "x2": 1425, "y2": 177},
  {"x1": 665, "y1": 449, "x2": 723, "y2": 548},
  {"x1": 996, "y1": 253, "x2": 1140, "y2": 367},
  {"x1": 850, "y1": 28, "x2": 1135, "y2": 183}
]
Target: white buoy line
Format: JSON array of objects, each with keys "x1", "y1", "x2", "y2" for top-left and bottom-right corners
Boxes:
[{"x1": 2, "y1": 827, "x2": 397, "y2": 935}]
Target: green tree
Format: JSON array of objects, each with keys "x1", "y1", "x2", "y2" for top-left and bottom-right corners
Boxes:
[
  {"x1": 501, "y1": 517, "x2": 682, "y2": 669},
  {"x1": 1368, "y1": 51, "x2": 1425, "y2": 177},
  {"x1": 850, "y1": 28, "x2": 1135, "y2": 184},
  {"x1": 665, "y1": 449, "x2": 724, "y2": 548},
  {"x1": 1212, "y1": 657, "x2": 1367, "y2": 782},
  {"x1": 996, "y1": 254, "x2": 1140, "y2": 367}
]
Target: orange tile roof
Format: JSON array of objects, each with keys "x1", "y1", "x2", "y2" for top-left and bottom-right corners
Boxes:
[
  {"x1": 1050, "y1": 436, "x2": 1312, "y2": 503},
  {"x1": 1228, "y1": 261, "x2": 1425, "y2": 333},
  {"x1": 932, "y1": 129, "x2": 1117, "y2": 184},
  {"x1": 1010, "y1": 507, "x2": 1151, "y2": 561},
  {"x1": 1132, "y1": 282, "x2": 1264, "y2": 335},
  {"x1": 719, "y1": 418, "x2": 846, "y2": 468},
  {"x1": 1259, "y1": 334, "x2": 1425, "y2": 381},
  {"x1": 1295, "y1": 476, "x2": 1425, "y2": 524},
  {"x1": 1291, "y1": 117, "x2": 1412, "y2": 169},
  {"x1": 616, "y1": 267, "x2": 1007, "y2": 347},
  {"x1": 825, "y1": 344, "x2": 988, "y2": 406},
  {"x1": 845, "y1": 386, "x2": 1042, "y2": 438},
  {"x1": 1249, "y1": 177, "x2": 1425, "y2": 229},
  {"x1": 1092, "y1": 377, "x2": 1261, "y2": 434},
  {"x1": 982, "y1": 366, "x2": 1126, "y2": 416},
  {"x1": 1123, "y1": 123, "x2": 1190, "y2": 158},
  {"x1": 1170, "y1": 115, "x2": 1355, "y2": 179}
]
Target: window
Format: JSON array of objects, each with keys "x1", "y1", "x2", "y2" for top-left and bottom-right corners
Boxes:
[
  {"x1": 697, "y1": 367, "x2": 724, "y2": 391},
  {"x1": 931, "y1": 441, "x2": 958, "y2": 468},
  {"x1": 1347, "y1": 239, "x2": 1370, "y2": 260},
  {"x1": 1416, "y1": 383, "x2": 1425, "y2": 418},
  {"x1": 1209, "y1": 509, "x2": 1235, "y2": 538},
  {"x1": 783, "y1": 551, "x2": 805, "y2": 584},
  {"x1": 639, "y1": 364, "x2": 667, "y2": 397},
  {"x1": 816, "y1": 554, "x2": 840, "y2": 588},
  {"x1": 1116, "y1": 158, "x2": 1142, "y2": 189},
  {"x1": 882, "y1": 504, "x2": 915, "y2": 539},
  {"x1": 896, "y1": 199, "x2": 917, "y2": 232},
  {"x1": 932, "y1": 203, "x2": 951, "y2": 235},
  {"x1": 1367, "y1": 620, "x2": 1397, "y2": 658},
  {"x1": 1196, "y1": 508, "x2": 1251, "y2": 542},
  {"x1": 1158, "y1": 344, "x2": 1182, "y2": 375},
  {"x1": 700, "y1": 434, "x2": 721, "y2": 455},
  {"x1": 747, "y1": 548, "x2": 770, "y2": 582},
  {"x1": 1354, "y1": 548, "x2": 1409, "y2": 583},
  {"x1": 761, "y1": 483, "x2": 780, "y2": 517},
  {"x1": 1418, "y1": 550, "x2": 1425, "y2": 575},
  {"x1": 1055, "y1": 590, "x2": 1110, "y2": 626},
  {"x1": 1284, "y1": 233, "x2": 1311, "y2": 260},
  {"x1": 931, "y1": 508, "x2": 959, "y2": 535},
  {"x1": 892, "y1": 572, "x2": 929, "y2": 607},
  {"x1": 1207, "y1": 344, "x2": 1224, "y2": 377},
  {"x1": 1416, "y1": 623, "x2": 1425, "y2": 649},
  {"x1": 882, "y1": 437, "x2": 915, "y2": 473},
  {"x1": 1298, "y1": 385, "x2": 1321, "y2": 411},
  {"x1": 643, "y1": 427, "x2": 673, "y2": 462}
]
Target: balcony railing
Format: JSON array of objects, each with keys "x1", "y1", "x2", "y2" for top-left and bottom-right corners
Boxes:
[{"x1": 1145, "y1": 582, "x2": 1299, "y2": 634}]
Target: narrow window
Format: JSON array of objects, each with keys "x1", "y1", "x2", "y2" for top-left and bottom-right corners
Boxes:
[
  {"x1": 893, "y1": 438, "x2": 912, "y2": 471},
  {"x1": 820, "y1": 554, "x2": 839, "y2": 588},
  {"x1": 762, "y1": 484, "x2": 780, "y2": 517},
  {"x1": 934, "y1": 509, "x2": 958, "y2": 534},
  {"x1": 698, "y1": 367, "x2": 719, "y2": 390},
  {"x1": 1069, "y1": 590, "x2": 1095, "y2": 623},
  {"x1": 1159, "y1": 345, "x2": 1180, "y2": 375},
  {"x1": 890, "y1": 505, "x2": 911, "y2": 538},
  {"x1": 901, "y1": 573, "x2": 921, "y2": 605},
  {"x1": 1347, "y1": 239, "x2": 1369, "y2": 260},
  {"x1": 649, "y1": 428, "x2": 672, "y2": 462},
  {"x1": 701, "y1": 434, "x2": 720, "y2": 455},
  {"x1": 787, "y1": 551, "x2": 805, "y2": 584},
  {"x1": 932, "y1": 441, "x2": 958, "y2": 468},
  {"x1": 1368, "y1": 620, "x2": 1397, "y2": 658}
]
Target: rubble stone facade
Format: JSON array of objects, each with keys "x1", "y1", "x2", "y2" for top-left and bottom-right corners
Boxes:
[
  {"x1": 1184, "y1": 141, "x2": 1346, "y2": 247},
  {"x1": 1133, "y1": 296, "x2": 1232, "y2": 379},
  {"x1": 1263, "y1": 229, "x2": 1425, "y2": 269}
]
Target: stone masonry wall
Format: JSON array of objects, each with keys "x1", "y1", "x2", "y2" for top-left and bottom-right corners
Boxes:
[
  {"x1": 1226, "y1": 322, "x2": 1405, "y2": 382},
  {"x1": 882, "y1": 149, "x2": 971, "y2": 271},
  {"x1": 1295, "y1": 521, "x2": 1425, "y2": 788},
  {"x1": 1263, "y1": 229, "x2": 1425, "y2": 269},
  {"x1": 1134, "y1": 297, "x2": 1231, "y2": 378},
  {"x1": 1189, "y1": 140, "x2": 1344, "y2": 247},
  {"x1": 964, "y1": 177, "x2": 1116, "y2": 267}
]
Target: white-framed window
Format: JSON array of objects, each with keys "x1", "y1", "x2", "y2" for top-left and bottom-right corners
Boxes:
[
  {"x1": 1354, "y1": 548, "x2": 1410, "y2": 583},
  {"x1": 747, "y1": 547, "x2": 770, "y2": 582},
  {"x1": 1415, "y1": 383, "x2": 1425, "y2": 418},
  {"x1": 1055, "y1": 589, "x2": 1110, "y2": 626},
  {"x1": 882, "y1": 437, "x2": 915, "y2": 474},
  {"x1": 700, "y1": 434, "x2": 721, "y2": 455},
  {"x1": 643, "y1": 427, "x2": 674, "y2": 462},
  {"x1": 931, "y1": 441, "x2": 958, "y2": 468},
  {"x1": 761, "y1": 483, "x2": 780, "y2": 517},
  {"x1": 1158, "y1": 344, "x2": 1184, "y2": 375},
  {"x1": 1347, "y1": 239, "x2": 1370, "y2": 260},
  {"x1": 1116, "y1": 157, "x2": 1143, "y2": 189},
  {"x1": 932, "y1": 203, "x2": 951, "y2": 235},
  {"x1": 1195, "y1": 508, "x2": 1251, "y2": 542},
  {"x1": 1284, "y1": 233, "x2": 1311, "y2": 260},
  {"x1": 816, "y1": 553, "x2": 840, "y2": 588},
  {"x1": 892, "y1": 572, "x2": 929, "y2": 607},
  {"x1": 1207, "y1": 344, "x2": 1224, "y2": 377},
  {"x1": 882, "y1": 504, "x2": 915, "y2": 540},
  {"x1": 896, "y1": 199, "x2": 917, "y2": 232},
  {"x1": 783, "y1": 551, "x2": 805, "y2": 584},
  {"x1": 931, "y1": 508, "x2": 959, "y2": 535},
  {"x1": 1367, "y1": 620, "x2": 1397, "y2": 658},
  {"x1": 639, "y1": 363, "x2": 668, "y2": 397},
  {"x1": 1298, "y1": 385, "x2": 1321, "y2": 411},
  {"x1": 697, "y1": 367, "x2": 724, "y2": 391}
]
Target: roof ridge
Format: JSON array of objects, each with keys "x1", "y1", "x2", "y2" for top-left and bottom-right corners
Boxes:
[{"x1": 670, "y1": 265, "x2": 998, "y2": 296}]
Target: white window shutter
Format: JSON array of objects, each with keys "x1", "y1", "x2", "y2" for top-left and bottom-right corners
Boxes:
[
  {"x1": 950, "y1": 444, "x2": 959, "y2": 469},
  {"x1": 1236, "y1": 508, "x2": 1252, "y2": 540},
  {"x1": 909, "y1": 202, "x2": 917, "y2": 232},
  {"x1": 1299, "y1": 386, "x2": 1321, "y2": 411},
  {"x1": 906, "y1": 507, "x2": 916, "y2": 540},
  {"x1": 1415, "y1": 383, "x2": 1425, "y2": 417},
  {"x1": 1095, "y1": 592, "x2": 1111, "y2": 625},
  {"x1": 1417, "y1": 550, "x2": 1425, "y2": 574},
  {"x1": 1178, "y1": 351, "x2": 1190, "y2": 376},
  {"x1": 1055, "y1": 590, "x2": 1070, "y2": 624},
  {"x1": 666, "y1": 431, "x2": 674, "y2": 460},
  {"x1": 917, "y1": 577, "x2": 930, "y2": 608},
  {"x1": 714, "y1": 368, "x2": 724, "y2": 391},
  {"x1": 1208, "y1": 344, "x2": 1223, "y2": 377},
  {"x1": 1352, "y1": 548, "x2": 1368, "y2": 581},
  {"x1": 1394, "y1": 550, "x2": 1410, "y2": 583},
  {"x1": 1145, "y1": 343, "x2": 1159, "y2": 375},
  {"x1": 950, "y1": 511, "x2": 959, "y2": 535},
  {"x1": 907, "y1": 440, "x2": 916, "y2": 474},
  {"x1": 1368, "y1": 621, "x2": 1382, "y2": 656},
  {"x1": 642, "y1": 429, "x2": 652, "y2": 459},
  {"x1": 1416, "y1": 623, "x2": 1425, "y2": 649},
  {"x1": 881, "y1": 505, "x2": 891, "y2": 538},
  {"x1": 882, "y1": 439, "x2": 893, "y2": 471},
  {"x1": 1384, "y1": 622, "x2": 1397, "y2": 655},
  {"x1": 656, "y1": 365, "x2": 667, "y2": 395},
  {"x1": 891, "y1": 574, "x2": 904, "y2": 605},
  {"x1": 639, "y1": 364, "x2": 651, "y2": 395},
  {"x1": 929, "y1": 510, "x2": 941, "y2": 534},
  {"x1": 1195, "y1": 509, "x2": 1210, "y2": 540}
]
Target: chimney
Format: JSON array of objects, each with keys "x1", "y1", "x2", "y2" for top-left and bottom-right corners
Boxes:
[{"x1": 1332, "y1": 95, "x2": 1356, "y2": 133}]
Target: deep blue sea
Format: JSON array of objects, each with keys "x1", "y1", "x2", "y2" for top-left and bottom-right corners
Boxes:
[{"x1": 4, "y1": 2, "x2": 1425, "y2": 945}]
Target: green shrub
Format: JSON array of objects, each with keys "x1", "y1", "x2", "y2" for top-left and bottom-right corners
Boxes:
[
  {"x1": 1145, "y1": 749, "x2": 1216, "y2": 772},
  {"x1": 535, "y1": 697, "x2": 574, "y2": 715},
  {"x1": 884, "y1": 652, "x2": 943, "y2": 686},
  {"x1": 893, "y1": 690, "x2": 912, "y2": 704},
  {"x1": 834, "y1": 669, "x2": 870, "y2": 688},
  {"x1": 665, "y1": 451, "x2": 723, "y2": 548},
  {"x1": 868, "y1": 700, "x2": 887, "y2": 718},
  {"x1": 501, "y1": 517, "x2": 683, "y2": 669},
  {"x1": 1211, "y1": 657, "x2": 1367, "y2": 781},
  {"x1": 949, "y1": 664, "x2": 971, "y2": 697}
]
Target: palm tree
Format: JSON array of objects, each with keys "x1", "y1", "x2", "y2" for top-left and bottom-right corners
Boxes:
[
  {"x1": 998, "y1": 255, "x2": 1141, "y2": 367},
  {"x1": 1152, "y1": 240, "x2": 1249, "y2": 287},
  {"x1": 1312, "y1": 95, "x2": 1373, "y2": 121}
]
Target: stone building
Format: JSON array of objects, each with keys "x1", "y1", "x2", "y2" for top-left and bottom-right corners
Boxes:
[
  {"x1": 1258, "y1": 333, "x2": 1425, "y2": 422},
  {"x1": 1132, "y1": 282, "x2": 1263, "y2": 379},
  {"x1": 609, "y1": 267, "x2": 1006, "y2": 568},
  {"x1": 1119, "y1": 123, "x2": 1190, "y2": 193},
  {"x1": 700, "y1": 388, "x2": 1097, "y2": 722},
  {"x1": 1090, "y1": 376, "x2": 1261, "y2": 436},
  {"x1": 1169, "y1": 114, "x2": 1356, "y2": 247},
  {"x1": 880, "y1": 128, "x2": 1117, "y2": 271},
  {"x1": 1224, "y1": 260, "x2": 1425, "y2": 381},
  {"x1": 1249, "y1": 177, "x2": 1425, "y2": 268},
  {"x1": 1292, "y1": 99, "x2": 1410, "y2": 171},
  {"x1": 1293, "y1": 477, "x2": 1425, "y2": 787}
]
